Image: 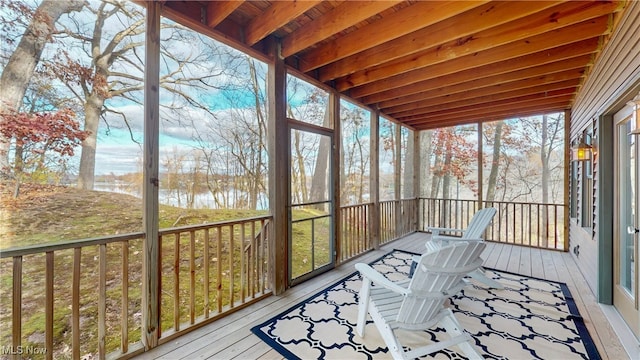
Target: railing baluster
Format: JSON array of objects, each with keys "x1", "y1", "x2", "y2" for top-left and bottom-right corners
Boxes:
[
  {"x1": 98, "y1": 244, "x2": 107, "y2": 359},
  {"x1": 240, "y1": 224, "x2": 246, "y2": 304},
  {"x1": 204, "y1": 229, "x2": 210, "y2": 319},
  {"x1": 216, "y1": 226, "x2": 222, "y2": 313},
  {"x1": 121, "y1": 242, "x2": 129, "y2": 353},
  {"x1": 365, "y1": 204, "x2": 370, "y2": 249},
  {"x1": 173, "y1": 233, "x2": 180, "y2": 331},
  {"x1": 189, "y1": 231, "x2": 195, "y2": 324},
  {"x1": 529, "y1": 204, "x2": 533, "y2": 247},
  {"x1": 259, "y1": 219, "x2": 265, "y2": 293},
  {"x1": 251, "y1": 221, "x2": 256, "y2": 298},
  {"x1": 158, "y1": 236, "x2": 163, "y2": 339},
  {"x1": 12, "y1": 256, "x2": 22, "y2": 357},
  {"x1": 546, "y1": 204, "x2": 550, "y2": 249},
  {"x1": 356, "y1": 205, "x2": 361, "y2": 254},
  {"x1": 537, "y1": 204, "x2": 541, "y2": 248},
  {"x1": 72, "y1": 248, "x2": 81, "y2": 359},
  {"x1": 229, "y1": 224, "x2": 234, "y2": 308},
  {"x1": 45, "y1": 252, "x2": 53, "y2": 360}
]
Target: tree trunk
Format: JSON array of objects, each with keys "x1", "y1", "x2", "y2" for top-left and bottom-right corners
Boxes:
[
  {"x1": 0, "y1": 0, "x2": 84, "y2": 172},
  {"x1": 485, "y1": 121, "x2": 503, "y2": 202},
  {"x1": 310, "y1": 109, "x2": 331, "y2": 207},
  {"x1": 540, "y1": 114, "x2": 550, "y2": 247},
  {"x1": 248, "y1": 58, "x2": 266, "y2": 210},
  {"x1": 403, "y1": 133, "x2": 414, "y2": 199},
  {"x1": 293, "y1": 130, "x2": 308, "y2": 203},
  {"x1": 77, "y1": 93, "x2": 104, "y2": 189},
  {"x1": 441, "y1": 136, "x2": 453, "y2": 225},
  {"x1": 420, "y1": 131, "x2": 432, "y2": 197}
]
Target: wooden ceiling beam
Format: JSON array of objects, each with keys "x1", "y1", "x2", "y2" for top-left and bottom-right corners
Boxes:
[
  {"x1": 397, "y1": 89, "x2": 575, "y2": 120},
  {"x1": 401, "y1": 95, "x2": 573, "y2": 123},
  {"x1": 244, "y1": 1, "x2": 321, "y2": 46},
  {"x1": 336, "y1": 1, "x2": 616, "y2": 91},
  {"x1": 403, "y1": 98, "x2": 571, "y2": 127},
  {"x1": 410, "y1": 107, "x2": 565, "y2": 131},
  {"x1": 281, "y1": 1, "x2": 402, "y2": 58},
  {"x1": 379, "y1": 56, "x2": 589, "y2": 111},
  {"x1": 357, "y1": 37, "x2": 599, "y2": 104},
  {"x1": 296, "y1": 1, "x2": 486, "y2": 73},
  {"x1": 388, "y1": 80, "x2": 580, "y2": 118},
  {"x1": 206, "y1": 1, "x2": 244, "y2": 28},
  {"x1": 318, "y1": 0, "x2": 562, "y2": 82}
]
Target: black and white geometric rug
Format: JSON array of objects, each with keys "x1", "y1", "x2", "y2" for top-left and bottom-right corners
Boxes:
[{"x1": 251, "y1": 250, "x2": 600, "y2": 360}]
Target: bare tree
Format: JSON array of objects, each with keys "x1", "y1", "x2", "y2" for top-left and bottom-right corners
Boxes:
[
  {"x1": 0, "y1": 0, "x2": 84, "y2": 174},
  {"x1": 485, "y1": 121, "x2": 503, "y2": 202},
  {"x1": 44, "y1": 1, "x2": 227, "y2": 189},
  {"x1": 340, "y1": 104, "x2": 369, "y2": 205}
]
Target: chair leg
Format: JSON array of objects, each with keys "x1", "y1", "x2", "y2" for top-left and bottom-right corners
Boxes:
[
  {"x1": 368, "y1": 310, "x2": 405, "y2": 360},
  {"x1": 356, "y1": 280, "x2": 371, "y2": 337},
  {"x1": 440, "y1": 310, "x2": 482, "y2": 360},
  {"x1": 469, "y1": 268, "x2": 504, "y2": 289}
]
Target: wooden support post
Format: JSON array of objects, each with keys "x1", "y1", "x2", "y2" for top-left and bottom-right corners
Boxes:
[
  {"x1": 268, "y1": 39, "x2": 288, "y2": 295},
  {"x1": 564, "y1": 109, "x2": 571, "y2": 252},
  {"x1": 413, "y1": 130, "x2": 420, "y2": 230},
  {"x1": 596, "y1": 112, "x2": 614, "y2": 304},
  {"x1": 142, "y1": 1, "x2": 161, "y2": 349},
  {"x1": 370, "y1": 112, "x2": 380, "y2": 249},
  {"x1": 331, "y1": 90, "x2": 341, "y2": 263},
  {"x1": 477, "y1": 122, "x2": 483, "y2": 210},
  {"x1": 395, "y1": 124, "x2": 402, "y2": 235}
]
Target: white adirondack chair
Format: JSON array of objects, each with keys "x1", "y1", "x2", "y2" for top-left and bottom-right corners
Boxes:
[
  {"x1": 356, "y1": 241, "x2": 485, "y2": 360},
  {"x1": 423, "y1": 207, "x2": 503, "y2": 289}
]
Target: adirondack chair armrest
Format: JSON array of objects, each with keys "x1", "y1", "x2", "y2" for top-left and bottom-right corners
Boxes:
[
  {"x1": 427, "y1": 226, "x2": 464, "y2": 237},
  {"x1": 355, "y1": 263, "x2": 408, "y2": 295}
]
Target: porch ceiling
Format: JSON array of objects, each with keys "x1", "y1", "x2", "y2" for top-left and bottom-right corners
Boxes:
[{"x1": 161, "y1": 0, "x2": 625, "y2": 130}]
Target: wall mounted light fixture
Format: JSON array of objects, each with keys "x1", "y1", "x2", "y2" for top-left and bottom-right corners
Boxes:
[{"x1": 572, "y1": 135, "x2": 592, "y2": 162}]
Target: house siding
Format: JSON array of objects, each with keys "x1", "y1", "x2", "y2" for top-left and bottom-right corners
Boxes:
[{"x1": 570, "y1": 1, "x2": 640, "y2": 301}]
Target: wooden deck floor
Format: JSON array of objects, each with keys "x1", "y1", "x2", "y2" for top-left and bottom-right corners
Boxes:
[{"x1": 135, "y1": 232, "x2": 628, "y2": 359}]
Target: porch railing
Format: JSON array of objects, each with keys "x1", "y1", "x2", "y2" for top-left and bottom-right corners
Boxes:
[
  {"x1": 380, "y1": 199, "x2": 418, "y2": 245},
  {"x1": 0, "y1": 215, "x2": 272, "y2": 359},
  {"x1": 338, "y1": 199, "x2": 419, "y2": 263},
  {"x1": 339, "y1": 203, "x2": 372, "y2": 261},
  {"x1": 419, "y1": 198, "x2": 567, "y2": 250},
  {"x1": 157, "y1": 216, "x2": 271, "y2": 342}
]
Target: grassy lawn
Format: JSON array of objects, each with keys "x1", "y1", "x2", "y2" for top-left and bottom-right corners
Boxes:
[{"x1": 0, "y1": 183, "x2": 325, "y2": 358}]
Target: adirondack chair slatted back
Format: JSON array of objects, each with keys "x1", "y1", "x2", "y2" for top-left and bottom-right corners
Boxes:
[
  {"x1": 397, "y1": 241, "x2": 485, "y2": 325},
  {"x1": 462, "y1": 207, "x2": 496, "y2": 239}
]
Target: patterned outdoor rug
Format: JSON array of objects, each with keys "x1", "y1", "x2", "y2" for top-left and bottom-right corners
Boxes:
[{"x1": 251, "y1": 250, "x2": 601, "y2": 360}]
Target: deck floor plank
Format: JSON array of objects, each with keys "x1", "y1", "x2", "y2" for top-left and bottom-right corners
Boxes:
[
  {"x1": 481, "y1": 241, "x2": 502, "y2": 269},
  {"x1": 518, "y1": 246, "x2": 532, "y2": 276},
  {"x1": 553, "y1": 251, "x2": 629, "y2": 360},
  {"x1": 540, "y1": 246, "x2": 559, "y2": 282},
  {"x1": 494, "y1": 241, "x2": 513, "y2": 271},
  {"x1": 230, "y1": 341, "x2": 273, "y2": 360},
  {"x1": 530, "y1": 247, "x2": 545, "y2": 279},
  {"x1": 133, "y1": 233, "x2": 628, "y2": 360},
  {"x1": 506, "y1": 244, "x2": 521, "y2": 274}
]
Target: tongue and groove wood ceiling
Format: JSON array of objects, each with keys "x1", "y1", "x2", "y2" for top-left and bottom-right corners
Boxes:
[{"x1": 162, "y1": 1, "x2": 626, "y2": 130}]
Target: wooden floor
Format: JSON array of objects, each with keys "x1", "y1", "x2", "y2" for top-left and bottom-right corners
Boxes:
[{"x1": 135, "y1": 232, "x2": 629, "y2": 360}]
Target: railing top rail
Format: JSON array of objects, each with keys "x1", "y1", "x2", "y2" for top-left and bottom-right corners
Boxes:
[
  {"x1": 418, "y1": 197, "x2": 566, "y2": 207},
  {"x1": 340, "y1": 202, "x2": 374, "y2": 208},
  {"x1": 380, "y1": 197, "x2": 418, "y2": 203},
  {"x1": 291, "y1": 213, "x2": 331, "y2": 223},
  {"x1": 0, "y1": 232, "x2": 146, "y2": 258},
  {"x1": 158, "y1": 215, "x2": 272, "y2": 235},
  {"x1": 289, "y1": 200, "x2": 331, "y2": 208},
  {"x1": 2, "y1": 215, "x2": 275, "y2": 258}
]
